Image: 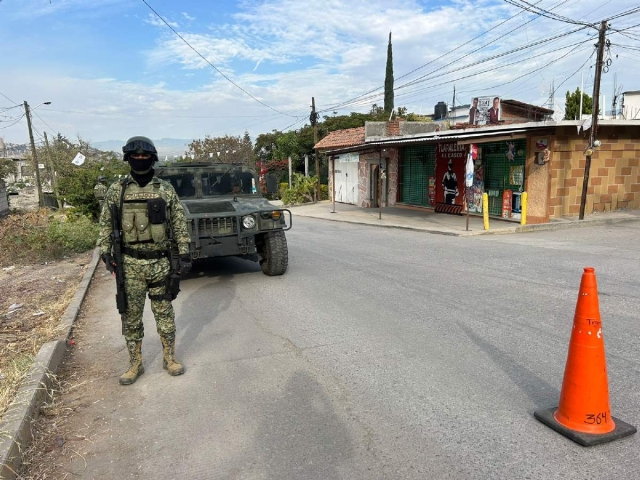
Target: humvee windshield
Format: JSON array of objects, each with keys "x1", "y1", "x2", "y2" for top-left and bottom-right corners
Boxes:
[{"x1": 159, "y1": 168, "x2": 257, "y2": 199}]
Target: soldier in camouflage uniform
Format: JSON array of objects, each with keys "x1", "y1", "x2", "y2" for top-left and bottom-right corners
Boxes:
[
  {"x1": 94, "y1": 176, "x2": 107, "y2": 209},
  {"x1": 97, "y1": 136, "x2": 192, "y2": 385}
]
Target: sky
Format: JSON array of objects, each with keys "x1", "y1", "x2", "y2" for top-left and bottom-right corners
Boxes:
[{"x1": 1, "y1": 0, "x2": 639, "y2": 148}]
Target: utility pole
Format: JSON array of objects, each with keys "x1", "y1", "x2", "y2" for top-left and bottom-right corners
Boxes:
[
  {"x1": 579, "y1": 21, "x2": 607, "y2": 220},
  {"x1": 43, "y1": 131, "x2": 62, "y2": 209},
  {"x1": 451, "y1": 85, "x2": 455, "y2": 122},
  {"x1": 311, "y1": 97, "x2": 320, "y2": 201},
  {"x1": 24, "y1": 101, "x2": 43, "y2": 208}
]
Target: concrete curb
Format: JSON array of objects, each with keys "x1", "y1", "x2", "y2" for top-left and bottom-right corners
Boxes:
[
  {"x1": 0, "y1": 248, "x2": 101, "y2": 480},
  {"x1": 293, "y1": 213, "x2": 640, "y2": 237}
]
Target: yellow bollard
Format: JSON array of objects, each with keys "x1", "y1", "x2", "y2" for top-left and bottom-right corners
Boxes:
[
  {"x1": 482, "y1": 193, "x2": 489, "y2": 230},
  {"x1": 520, "y1": 192, "x2": 528, "y2": 226}
]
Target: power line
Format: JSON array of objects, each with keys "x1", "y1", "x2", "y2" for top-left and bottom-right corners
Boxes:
[
  {"x1": 543, "y1": 48, "x2": 597, "y2": 109},
  {"x1": 0, "y1": 114, "x2": 25, "y2": 129},
  {"x1": 330, "y1": 28, "x2": 592, "y2": 111},
  {"x1": 32, "y1": 110, "x2": 56, "y2": 135},
  {"x1": 503, "y1": 0, "x2": 593, "y2": 27},
  {"x1": 44, "y1": 108, "x2": 286, "y2": 119},
  {"x1": 316, "y1": 0, "x2": 550, "y2": 114},
  {"x1": 320, "y1": 5, "x2": 589, "y2": 114},
  {"x1": 140, "y1": 0, "x2": 298, "y2": 119},
  {"x1": 0, "y1": 91, "x2": 17, "y2": 105}
]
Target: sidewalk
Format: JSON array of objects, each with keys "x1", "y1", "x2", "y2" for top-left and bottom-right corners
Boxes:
[{"x1": 281, "y1": 201, "x2": 640, "y2": 236}]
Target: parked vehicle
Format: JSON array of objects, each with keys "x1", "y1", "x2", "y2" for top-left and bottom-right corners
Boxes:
[{"x1": 156, "y1": 162, "x2": 291, "y2": 276}]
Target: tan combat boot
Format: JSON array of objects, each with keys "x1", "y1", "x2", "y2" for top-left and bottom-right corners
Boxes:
[
  {"x1": 160, "y1": 335, "x2": 185, "y2": 376},
  {"x1": 119, "y1": 340, "x2": 144, "y2": 385}
]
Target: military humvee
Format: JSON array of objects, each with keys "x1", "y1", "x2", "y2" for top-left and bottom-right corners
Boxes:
[{"x1": 156, "y1": 162, "x2": 291, "y2": 276}]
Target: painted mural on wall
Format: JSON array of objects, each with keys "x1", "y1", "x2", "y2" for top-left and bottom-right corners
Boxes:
[{"x1": 436, "y1": 142, "x2": 466, "y2": 206}]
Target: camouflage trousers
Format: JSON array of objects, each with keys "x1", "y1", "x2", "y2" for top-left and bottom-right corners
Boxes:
[{"x1": 122, "y1": 256, "x2": 175, "y2": 342}]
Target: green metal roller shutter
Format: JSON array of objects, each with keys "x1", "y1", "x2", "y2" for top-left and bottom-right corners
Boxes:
[
  {"x1": 399, "y1": 145, "x2": 436, "y2": 207},
  {"x1": 482, "y1": 139, "x2": 526, "y2": 216}
]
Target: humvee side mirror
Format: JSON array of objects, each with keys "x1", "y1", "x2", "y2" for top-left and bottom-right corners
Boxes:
[{"x1": 266, "y1": 174, "x2": 278, "y2": 194}]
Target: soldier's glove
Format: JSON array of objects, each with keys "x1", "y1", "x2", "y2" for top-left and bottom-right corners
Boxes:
[
  {"x1": 178, "y1": 255, "x2": 192, "y2": 276},
  {"x1": 101, "y1": 253, "x2": 117, "y2": 274}
]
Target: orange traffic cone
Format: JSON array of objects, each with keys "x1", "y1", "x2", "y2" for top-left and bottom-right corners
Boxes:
[{"x1": 534, "y1": 267, "x2": 636, "y2": 446}]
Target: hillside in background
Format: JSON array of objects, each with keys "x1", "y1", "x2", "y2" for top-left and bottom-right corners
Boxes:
[{"x1": 93, "y1": 138, "x2": 192, "y2": 158}]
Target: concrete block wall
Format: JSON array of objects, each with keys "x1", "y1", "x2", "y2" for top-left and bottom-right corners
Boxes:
[{"x1": 550, "y1": 126, "x2": 640, "y2": 217}]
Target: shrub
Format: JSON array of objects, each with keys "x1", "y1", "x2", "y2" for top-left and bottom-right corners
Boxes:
[
  {"x1": 0, "y1": 211, "x2": 99, "y2": 268},
  {"x1": 279, "y1": 174, "x2": 318, "y2": 206},
  {"x1": 47, "y1": 214, "x2": 98, "y2": 253},
  {"x1": 320, "y1": 184, "x2": 329, "y2": 200}
]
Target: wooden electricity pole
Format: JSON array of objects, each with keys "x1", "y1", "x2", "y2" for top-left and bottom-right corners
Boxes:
[
  {"x1": 579, "y1": 21, "x2": 607, "y2": 220},
  {"x1": 24, "y1": 101, "x2": 43, "y2": 208},
  {"x1": 43, "y1": 131, "x2": 62, "y2": 209},
  {"x1": 311, "y1": 97, "x2": 320, "y2": 201}
]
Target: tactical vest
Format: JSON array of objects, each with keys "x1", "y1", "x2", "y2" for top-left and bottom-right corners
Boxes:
[{"x1": 119, "y1": 177, "x2": 169, "y2": 247}]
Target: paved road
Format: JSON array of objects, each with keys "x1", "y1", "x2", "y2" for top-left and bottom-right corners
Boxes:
[{"x1": 56, "y1": 218, "x2": 639, "y2": 479}]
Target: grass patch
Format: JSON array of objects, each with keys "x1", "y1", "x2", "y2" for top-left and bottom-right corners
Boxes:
[{"x1": 0, "y1": 209, "x2": 98, "y2": 268}]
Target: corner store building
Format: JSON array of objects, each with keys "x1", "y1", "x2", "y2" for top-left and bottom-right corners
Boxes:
[{"x1": 316, "y1": 119, "x2": 640, "y2": 224}]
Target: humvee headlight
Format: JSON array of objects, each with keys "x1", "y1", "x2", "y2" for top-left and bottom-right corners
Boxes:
[{"x1": 242, "y1": 215, "x2": 256, "y2": 229}]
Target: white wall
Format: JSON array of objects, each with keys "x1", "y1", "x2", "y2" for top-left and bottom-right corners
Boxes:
[{"x1": 622, "y1": 92, "x2": 640, "y2": 120}]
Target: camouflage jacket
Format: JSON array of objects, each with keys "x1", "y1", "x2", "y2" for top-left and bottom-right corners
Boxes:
[{"x1": 97, "y1": 175, "x2": 191, "y2": 258}]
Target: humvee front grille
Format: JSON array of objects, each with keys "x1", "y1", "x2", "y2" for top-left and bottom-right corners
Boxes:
[{"x1": 192, "y1": 217, "x2": 237, "y2": 237}]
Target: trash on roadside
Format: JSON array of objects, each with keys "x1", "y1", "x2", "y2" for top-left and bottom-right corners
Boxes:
[{"x1": 8, "y1": 303, "x2": 23, "y2": 313}]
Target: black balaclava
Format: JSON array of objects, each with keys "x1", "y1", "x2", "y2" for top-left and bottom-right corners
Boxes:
[{"x1": 128, "y1": 158, "x2": 155, "y2": 187}]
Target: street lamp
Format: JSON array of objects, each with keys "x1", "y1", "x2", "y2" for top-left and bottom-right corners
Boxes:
[{"x1": 23, "y1": 100, "x2": 52, "y2": 207}]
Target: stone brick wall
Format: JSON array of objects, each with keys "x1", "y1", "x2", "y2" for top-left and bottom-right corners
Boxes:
[
  {"x1": 550, "y1": 125, "x2": 640, "y2": 217},
  {"x1": 357, "y1": 149, "x2": 399, "y2": 208}
]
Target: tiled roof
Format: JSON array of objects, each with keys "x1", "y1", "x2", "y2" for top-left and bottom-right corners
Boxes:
[{"x1": 314, "y1": 127, "x2": 365, "y2": 150}]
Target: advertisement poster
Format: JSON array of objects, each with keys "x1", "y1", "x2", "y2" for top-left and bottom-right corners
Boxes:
[
  {"x1": 468, "y1": 163, "x2": 484, "y2": 213},
  {"x1": 435, "y1": 142, "x2": 466, "y2": 206},
  {"x1": 469, "y1": 96, "x2": 501, "y2": 125}
]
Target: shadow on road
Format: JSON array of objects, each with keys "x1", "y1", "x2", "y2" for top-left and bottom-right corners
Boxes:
[{"x1": 457, "y1": 321, "x2": 560, "y2": 412}]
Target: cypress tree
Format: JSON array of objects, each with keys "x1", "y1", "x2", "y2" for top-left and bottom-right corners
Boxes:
[{"x1": 384, "y1": 31, "x2": 394, "y2": 115}]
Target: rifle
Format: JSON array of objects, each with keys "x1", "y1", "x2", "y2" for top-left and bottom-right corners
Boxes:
[{"x1": 110, "y1": 203, "x2": 128, "y2": 333}]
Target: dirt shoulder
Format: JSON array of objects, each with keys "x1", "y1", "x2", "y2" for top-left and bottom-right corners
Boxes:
[{"x1": 0, "y1": 251, "x2": 93, "y2": 420}]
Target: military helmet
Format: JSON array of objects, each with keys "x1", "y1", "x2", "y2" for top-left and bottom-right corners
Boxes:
[
  {"x1": 97, "y1": 176, "x2": 106, "y2": 183},
  {"x1": 122, "y1": 136, "x2": 158, "y2": 162}
]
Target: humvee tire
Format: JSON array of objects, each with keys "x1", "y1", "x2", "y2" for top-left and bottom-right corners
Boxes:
[{"x1": 259, "y1": 230, "x2": 288, "y2": 276}]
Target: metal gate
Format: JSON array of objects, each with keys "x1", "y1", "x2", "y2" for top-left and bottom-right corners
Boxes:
[{"x1": 335, "y1": 153, "x2": 359, "y2": 204}]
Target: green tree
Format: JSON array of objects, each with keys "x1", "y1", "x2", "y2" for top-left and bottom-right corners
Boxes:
[
  {"x1": 384, "y1": 31, "x2": 394, "y2": 115},
  {"x1": 273, "y1": 131, "x2": 300, "y2": 163},
  {"x1": 30, "y1": 134, "x2": 128, "y2": 217},
  {"x1": 254, "y1": 130, "x2": 282, "y2": 162},
  {"x1": 564, "y1": 88, "x2": 593, "y2": 120},
  {"x1": 0, "y1": 158, "x2": 17, "y2": 180},
  {"x1": 187, "y1": 132, "x2": 253, "y2": 164}
]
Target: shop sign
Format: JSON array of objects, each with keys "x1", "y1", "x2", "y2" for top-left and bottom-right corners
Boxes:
[
  {"x1": 337, "y1": 152, "x2": 359, "y2": 163},
  {"x1": 436, "y1": 143, "x2": 466, "y2": 205}
]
